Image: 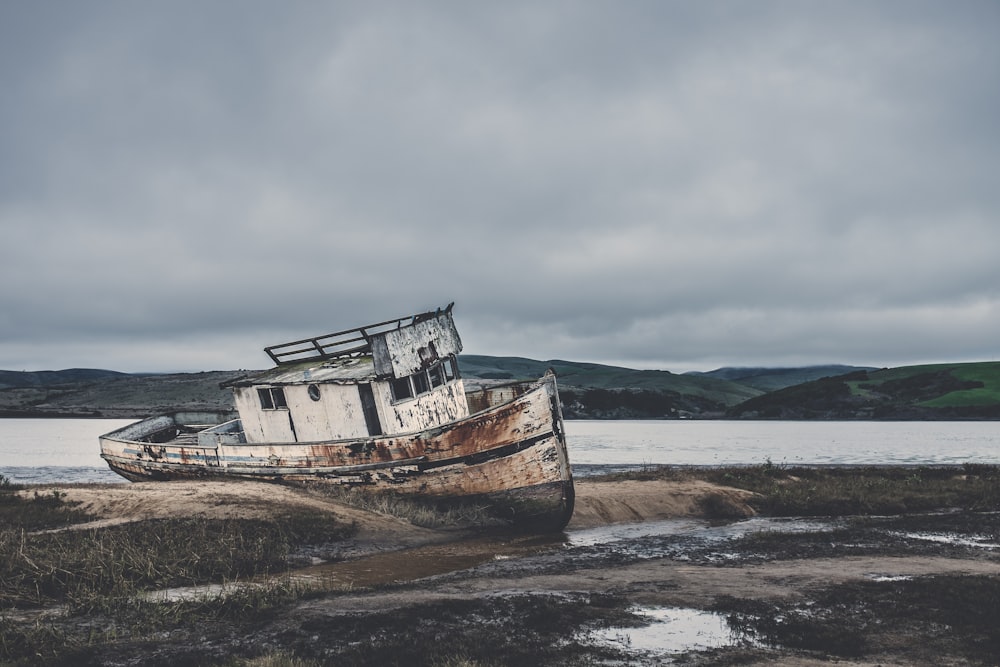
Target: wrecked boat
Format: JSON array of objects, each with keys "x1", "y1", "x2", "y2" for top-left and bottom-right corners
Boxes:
[{"x1": 99, "y1": 303, "x2": 575, "y2": 531}]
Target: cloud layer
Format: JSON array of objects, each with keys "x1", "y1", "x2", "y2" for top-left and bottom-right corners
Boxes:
[{"x1": 2, "y1": 1, "x2": 998, "y2": 372}]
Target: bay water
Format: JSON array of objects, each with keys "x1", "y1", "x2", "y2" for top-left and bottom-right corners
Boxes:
[{"x1": 1, "y1": 418, "x2": 998, "y2": 485}]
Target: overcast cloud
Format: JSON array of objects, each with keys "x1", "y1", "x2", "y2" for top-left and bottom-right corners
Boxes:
[{"x1": 2, "y1": 1, "x2": 998, "y2": 373}]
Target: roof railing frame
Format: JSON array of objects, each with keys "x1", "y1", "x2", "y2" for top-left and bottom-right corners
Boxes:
[{"x1": 263, "y1": 303, "x2": 453, "y2": 366}]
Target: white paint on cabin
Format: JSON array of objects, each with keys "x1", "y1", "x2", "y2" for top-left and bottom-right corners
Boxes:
[
  {"x1": 234, "y1": 383, "x2": 365, "y2": 443},
  {"x1": 234, "y1": 376, "x2": 470, "y2": 443},
  {"x1": 233, "y1": 308, "x2": 469, "y2": 444},
  {"x1": 374, "y1": 379, "x2": 469, "y2": 434},
  {"x1": 286, "y1": 383, "x2": 369, "y2": 441},
  {"x1": 372, "y1": 311, "x2": 462, "y2": 378}
]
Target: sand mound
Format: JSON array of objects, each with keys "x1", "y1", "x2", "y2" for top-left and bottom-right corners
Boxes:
[
  {"x1": 568, "y1": 479, "x2": 757, "y2": 529},
  {"x1": 38, "y1": 480, "x2": 446, "y2": 553},
  {"x1": 36, "y1": 477, "x2": 757, "y2": 539}
]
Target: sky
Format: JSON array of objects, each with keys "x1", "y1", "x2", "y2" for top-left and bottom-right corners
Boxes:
[{"x1": 2, "y1": 1, "x2": 999, "y2": 374}]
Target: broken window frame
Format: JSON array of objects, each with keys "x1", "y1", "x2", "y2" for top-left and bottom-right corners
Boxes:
[
  {"x1": 429, "y1": 364, "x2": 445, "y2": 388},
  {"x1": 391, "y1": 376, "x2": 413, "y2": 401},
  {"x1": 412, "y1": 370, "x2": 430, "y2": 395},
  {"x1": 443, "y1": 355, "x2": 459, "y2": 381},
  {"x1": 389, "y1": 356, "x2": 461, "y2": 404},
  {"x1": 258, "y1": 387, "x2": 288, "y2": 410}
]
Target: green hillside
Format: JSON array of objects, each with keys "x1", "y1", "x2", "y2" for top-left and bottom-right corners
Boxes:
[
  {"x1": 458, "y1": 355, "x2": 762, "y2": 414},
  {"x1": 728, "y1": 361, "x2": 1000, "y2": 419},
  {"x1": 688, "y1": 365, "x2": 877, "y2": 392}
]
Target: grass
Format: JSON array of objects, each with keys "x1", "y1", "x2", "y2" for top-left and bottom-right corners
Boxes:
[
  {"x1": 1, "y1": 513, "x2": 353, "y2": 612},
  {"x1": 0, "y1": 474, "x2": 358, "y2": 664},
  {"x1": 856, "y1": 361, "x2": 1000, "y2": 408},
  {"x1": 922, "y1": 362, "x2": 1000, "y2": 407},
  {"x1": 0, "y1": 477, "x2": 94, "y2": 530},
  {"x1": 595, "y1": 462, "x2": 1000, "y2": 516}
]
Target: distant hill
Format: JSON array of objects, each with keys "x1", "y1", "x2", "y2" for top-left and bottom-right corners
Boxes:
[
  {"x1": 0, "y1": 368, "x2": 129, "y2": 390},
  {"x1": 687, "y1": 365, "x2": 877, "y2": 392},
  {"x1": 3, "y1": 359, "x2": 999, "y2": 420},
  {"x1": 458, "y1": 355, "x2": 762, "y2": 418},
  {"x1": 0, "y1": 370, "x2": 246, "y2": 418},
  {"x1": 726, "y1": 361, "x2": 1000, "y2": 420}
]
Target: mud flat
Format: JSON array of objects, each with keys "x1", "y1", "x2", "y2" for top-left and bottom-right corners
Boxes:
[{"x1": 6, "y1": 468, "x2": 1000, "y2": 666}]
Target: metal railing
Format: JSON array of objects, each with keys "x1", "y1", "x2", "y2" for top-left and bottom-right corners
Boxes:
[{"x1": 263, "y1": 303, "x2": 453, "y2": 366}]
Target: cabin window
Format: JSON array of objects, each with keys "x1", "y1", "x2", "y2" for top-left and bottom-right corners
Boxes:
[
  {"x1": 258, "y1": 387, "x2": 287, "y2": 410},
  {"x1": 443, "y1": 356, "x2": 459, "y2": 381},
  {"x1": 272, "y1": 388, "x2": 287, "y2": 408},
  {"x1": 412, "y1": 370, "x2": 430, "y2": 395},
  {"x1": 391, "y1": 376, "x2": 413, "y2": 401},
  {"x1": 429, "y1": 363, "x2": 445, "y2": 388},
  {"x1": 308, "y1": 384, "x2": 321, "y2": 401},
  {"x1": 390, "y1": 357, "x2": 459, "y2": 404}
]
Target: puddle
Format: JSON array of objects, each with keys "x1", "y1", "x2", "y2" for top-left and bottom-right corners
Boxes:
[
  {"x1": 892, "y1": 531, "x2": 1000, "y2": 549},
  {"x1": 145, "y1": 582, "x2": 240, "y2": 602},
  {"x1": 566, "y1": 516, "x2": 842, "y2": 549},
  {"x1": 292, "y1": 533, "x2": 568, "y2": 589},
  {"x1": 585, "y1": 606, "x2": 749, "y2": 657},
  {"x1": 866, "y1": 574, "x2": 914, "y2": 582}
]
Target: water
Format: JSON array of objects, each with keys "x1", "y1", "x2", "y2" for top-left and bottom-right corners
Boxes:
[
  {"x1": 586, "y1": 606, "x2": 746, "y2": 656},
  {"x1": 565, "y1": 419, "x2": 1000, "y2": 468},
  {"x1": 1, "y1": 418, "x2": 999, "y2": 484},
  {"x1": 0, "y1": 418, "x2": 134, "y2": 484}
]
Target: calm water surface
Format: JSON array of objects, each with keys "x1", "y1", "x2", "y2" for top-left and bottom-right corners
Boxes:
[
  {"x1": 0, "y1": 418, "x2": 998, "y2": 484},
  {"x1": 566, "y1": 419, "x2": 1000, "y2": 468}
]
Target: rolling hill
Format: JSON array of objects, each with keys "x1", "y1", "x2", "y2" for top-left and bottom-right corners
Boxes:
[
  {"x1": 0, "y1": 368, "x2": 129, "y2": 390},
  {"x1": 1, "y1": 359, "x2": 998, "y2": 420},
  {"x1": 686, "y1": 365, "x2": 877, "y2": 392},
  {"x1": 726, "y1": 361, "x2": 1000, "y2": 420},
  {"x1": 458, "y1": 355, "x2": 762, "y2": 417}
]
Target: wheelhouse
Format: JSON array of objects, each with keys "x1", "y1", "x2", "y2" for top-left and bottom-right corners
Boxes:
[{"x1": 228, "y1": 304, "x2": 468, "y2": 444}]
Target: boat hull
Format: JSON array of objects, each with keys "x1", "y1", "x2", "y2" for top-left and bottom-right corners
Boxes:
[{"x1": 100, "y1": 375, "x2": 574, "y2": 531}]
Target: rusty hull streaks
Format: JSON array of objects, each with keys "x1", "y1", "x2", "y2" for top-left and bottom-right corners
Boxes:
[{"x1": 100, "y1": 373, "x2": 574, "y2": 530}]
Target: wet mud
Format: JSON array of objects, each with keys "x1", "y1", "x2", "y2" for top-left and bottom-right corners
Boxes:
[{"x1": 241, "y1": 510, "x2": 1000, "y2": 665}]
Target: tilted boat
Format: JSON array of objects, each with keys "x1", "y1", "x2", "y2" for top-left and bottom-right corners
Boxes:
[{"x1": 99, "y1": 303, "x2": 575, "y2": 531}]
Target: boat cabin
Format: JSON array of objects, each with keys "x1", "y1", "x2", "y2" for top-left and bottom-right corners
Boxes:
[{"x1": 228, "y1": 304, "x2": 468, "y2": 444}]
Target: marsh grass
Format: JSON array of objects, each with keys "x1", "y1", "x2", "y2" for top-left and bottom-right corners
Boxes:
[
  {"x1": 0, "y1": 475, "x2": 94, "y2": 530},
  {"x1": 239, "y1": 654, "x2": 323, "y2": 667},
  {"x1": 229, "y1": 649, "x2": 500, "y2": 667},
  {"x1": 1, "y1": 578, "x2": 312, "y2": 665},
  {"x1": 1, "y1": 512, "x2": 355, "y2": 611},
  {"x1": 0, "y1": 480, "x2": 357, "y2": 663},
  {"x1": 597, "y1": 463, "x2": 1000, "y2": 516}
]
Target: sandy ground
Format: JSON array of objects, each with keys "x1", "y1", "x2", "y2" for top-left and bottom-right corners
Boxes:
[{"x1": 46, "y1": 477, "x2": 758, "y2": 541}]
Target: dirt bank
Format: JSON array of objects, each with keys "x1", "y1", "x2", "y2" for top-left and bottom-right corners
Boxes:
[
  {"x1": 569, "y1": 478, "x2": 757, "y2": 527},
  {"x1": 46, "y1": 477, "x2": 759, "y2": 548},
  {"x1": 45, "y1": 480, "x2": 451, "y2": 557}
]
